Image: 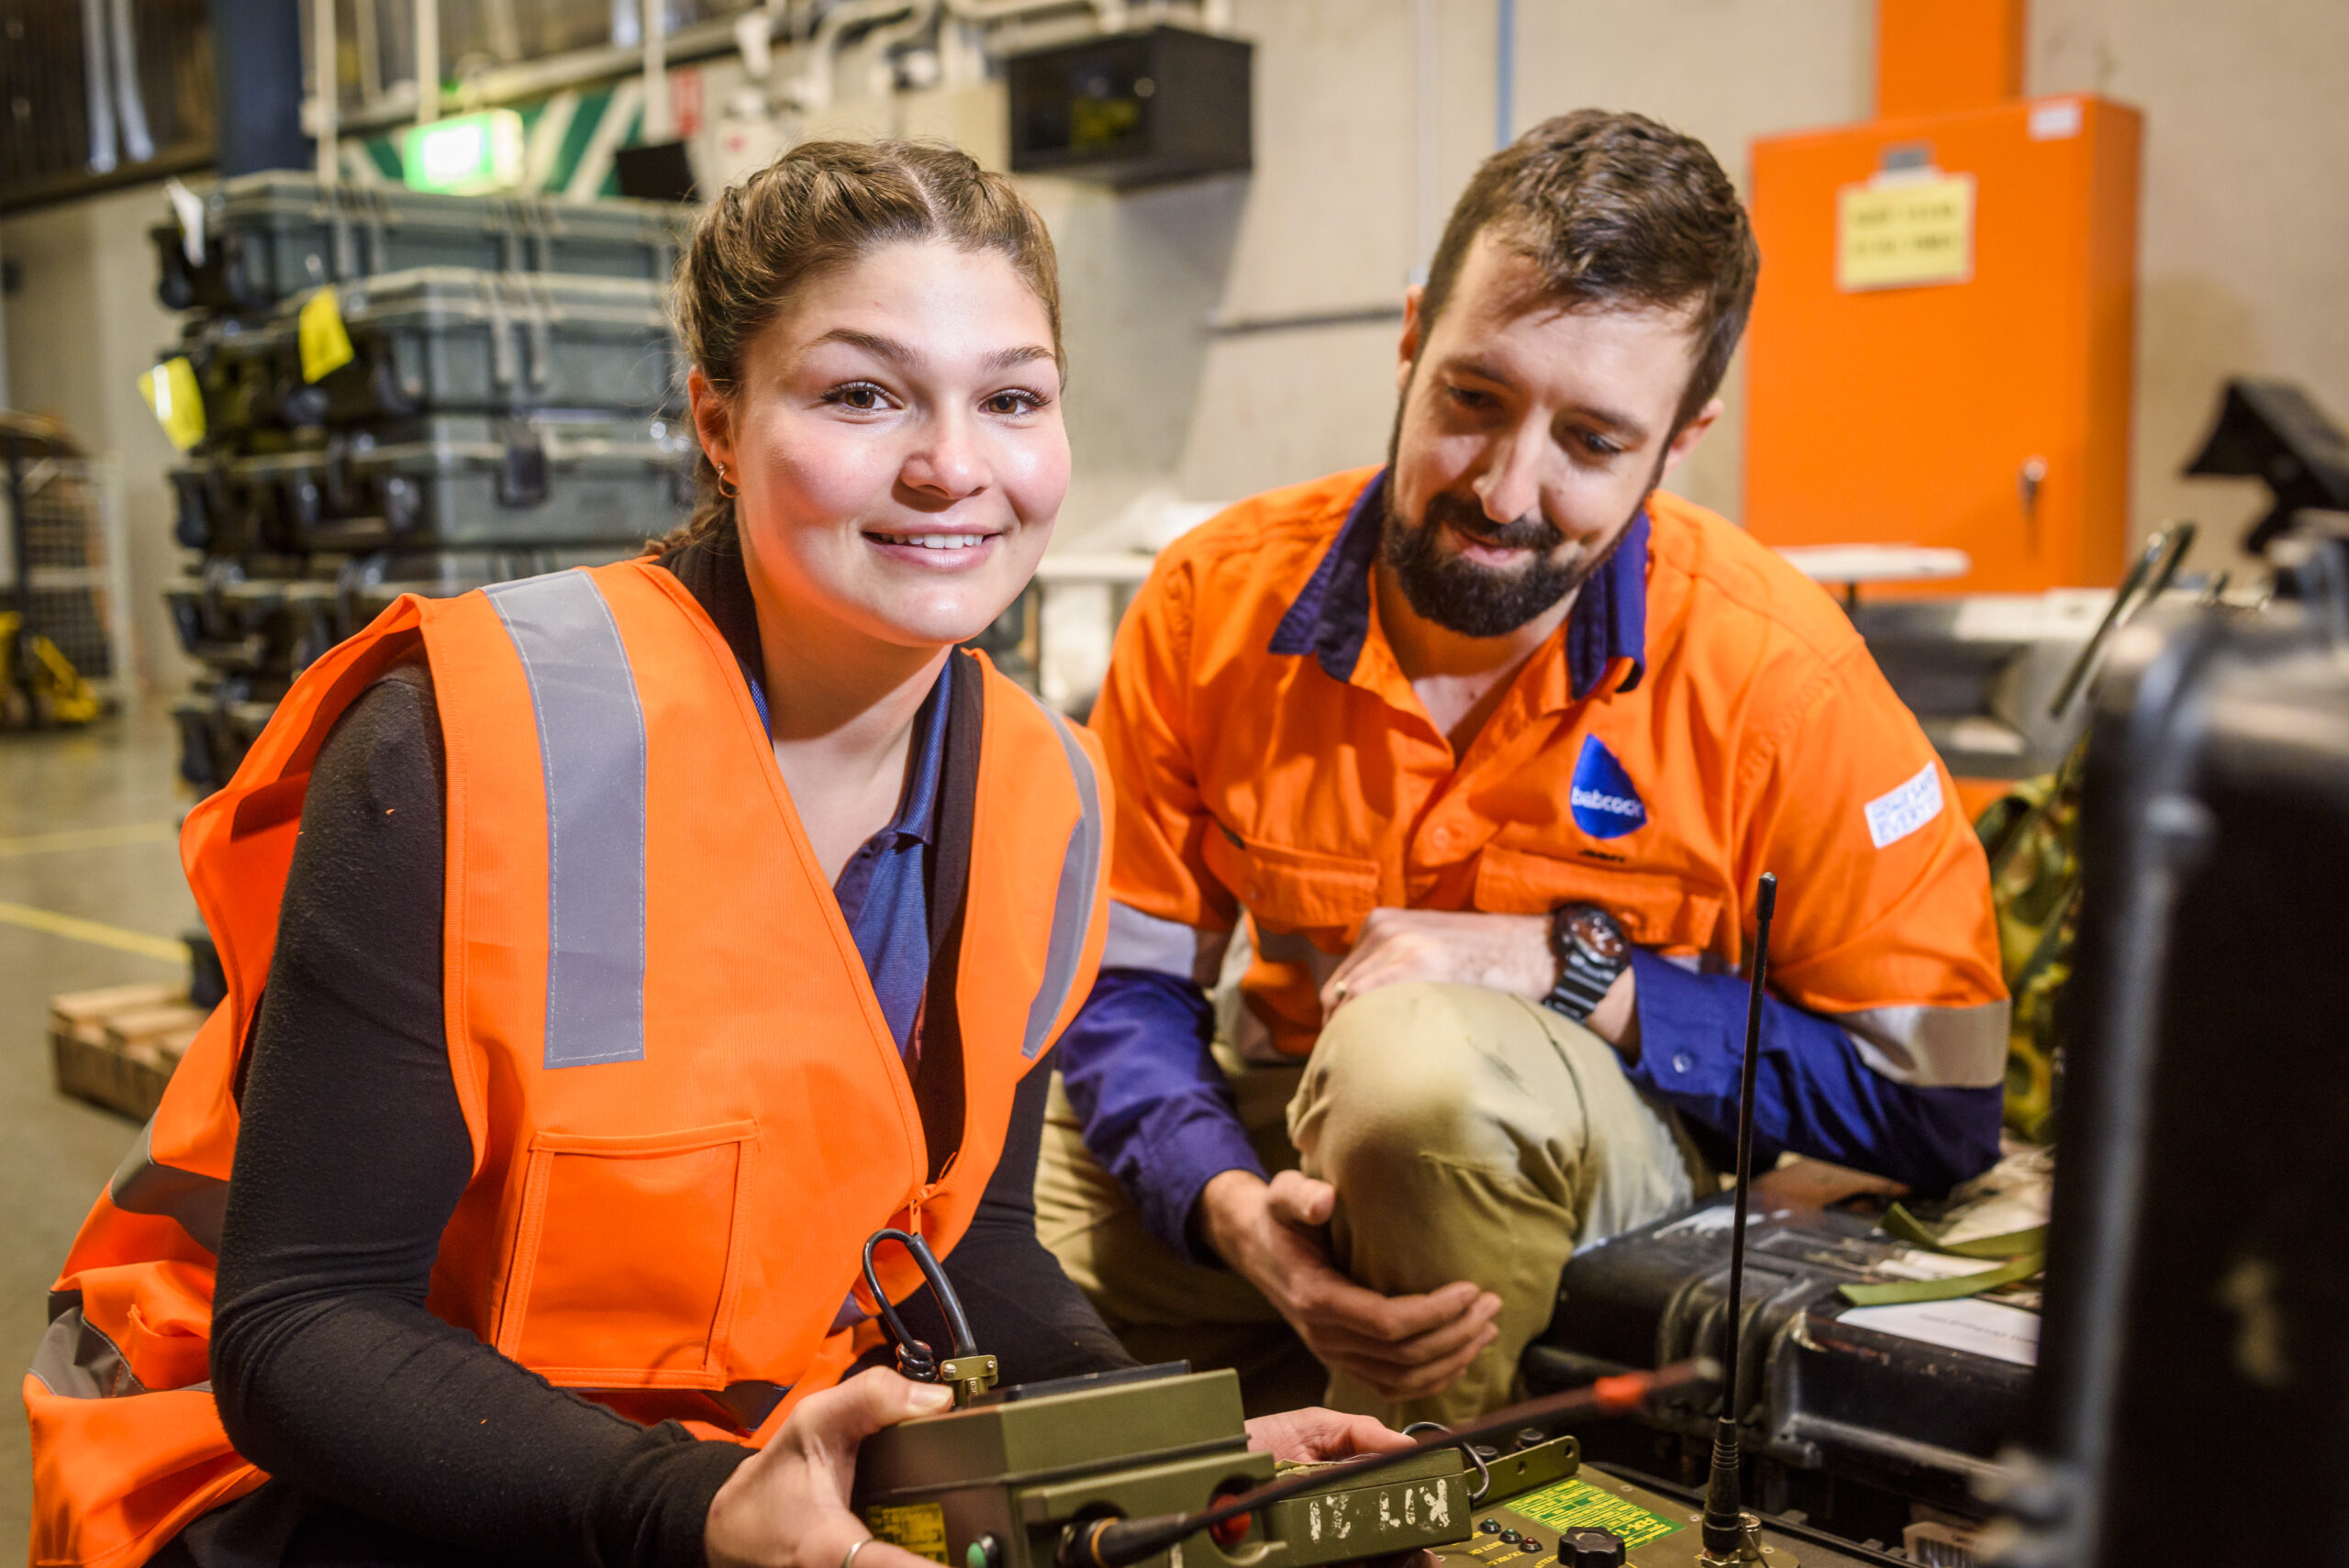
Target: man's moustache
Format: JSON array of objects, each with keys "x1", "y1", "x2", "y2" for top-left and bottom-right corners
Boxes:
[{"x1": 1421, "y1": 495, "x2": 1564, "y2": 554}]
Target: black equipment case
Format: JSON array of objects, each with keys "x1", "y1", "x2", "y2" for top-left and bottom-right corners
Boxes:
[
  {"x1": 1530, "y1": 1193, "x2": 2037, "y2": 1546},
  {"x1": 1996, "y1": 519, "x2": 2349, "y2": 1567}
]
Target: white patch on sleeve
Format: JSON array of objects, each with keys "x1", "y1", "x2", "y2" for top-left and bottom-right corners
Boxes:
[{"x1": 1864, "y1": 761, "x2": 1945, "y2": 850}]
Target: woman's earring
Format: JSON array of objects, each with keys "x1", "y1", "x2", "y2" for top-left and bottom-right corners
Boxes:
[{"x1": 714, "y1": 463, "x2": 740, "y2": 500}]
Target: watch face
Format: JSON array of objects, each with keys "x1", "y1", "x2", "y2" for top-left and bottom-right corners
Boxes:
[{"x1": 1564, "y1": 906, "x2": 1627, "y2": 963}]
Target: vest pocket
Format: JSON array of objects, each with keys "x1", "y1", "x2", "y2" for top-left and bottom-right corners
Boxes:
[{"x1": 495, "y1": 1120, "x2": 757, "y2": 1385}]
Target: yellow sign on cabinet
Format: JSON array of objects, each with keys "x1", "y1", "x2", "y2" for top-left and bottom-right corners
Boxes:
[{"x1": 1838, "y1": 172, "x2": 1976, "y2": 291}]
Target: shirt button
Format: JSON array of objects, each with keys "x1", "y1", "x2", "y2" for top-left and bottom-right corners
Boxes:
[
  {"x1": 1434, "y1": 824, "x2": 1459, "y2": 847},
  {"x1": 1672, "y1": 1052, "x2": 1694, "y2": 1073}
]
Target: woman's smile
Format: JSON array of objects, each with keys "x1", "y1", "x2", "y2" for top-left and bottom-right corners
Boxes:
[{"x1": 863, "y1": 526, "x2": 1004, "y2": 569}]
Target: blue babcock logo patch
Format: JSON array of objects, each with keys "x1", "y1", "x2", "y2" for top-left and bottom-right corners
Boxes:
[{"x1": 1569, "y1": 734, "x2": 1648, "y2": 839}]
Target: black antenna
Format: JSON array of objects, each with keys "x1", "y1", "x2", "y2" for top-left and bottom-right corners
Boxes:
[{"x1": 1701, "y1": 872, "x2": 1776, "y2": 1562}]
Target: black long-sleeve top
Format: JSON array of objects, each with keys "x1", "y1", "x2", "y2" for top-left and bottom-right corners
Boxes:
[{"x1": 175, "y1": 541, "x2": 1131, "y2": 1568}]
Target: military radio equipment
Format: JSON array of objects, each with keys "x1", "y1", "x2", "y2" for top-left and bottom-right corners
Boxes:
[
  {"x1": 854, "y1": 1350, "x2": 1709, "y2": 1568},
  {"x1": 855, "y1": 877, "x2": 1818, "y2": 1568},
  {"x1": 850, "y1": 1235, "x2": 1707, "y2": 1568}
]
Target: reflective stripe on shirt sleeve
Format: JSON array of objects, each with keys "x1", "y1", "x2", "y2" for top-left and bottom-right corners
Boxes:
[
  {"x1": 1831, "y1": 1000, "x2": 2011, "y2": 1089},
  {"x1": 1102, "y1": 899, "x2": 1230, "y2": 986}
]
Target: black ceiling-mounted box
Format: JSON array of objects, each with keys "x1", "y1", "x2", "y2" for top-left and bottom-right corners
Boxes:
[{"x1": 1007, "y1": 26, "x2": 1252, "y2": 187}]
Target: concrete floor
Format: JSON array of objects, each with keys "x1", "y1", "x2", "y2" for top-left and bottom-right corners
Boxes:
[{"x1": 0, "y1": 700, "x2": 201, "y2": 1556}]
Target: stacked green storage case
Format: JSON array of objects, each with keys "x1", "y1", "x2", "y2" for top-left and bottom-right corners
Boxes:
[{"x1": 153, "y1": 176, "x2": 699, "y2": 795}]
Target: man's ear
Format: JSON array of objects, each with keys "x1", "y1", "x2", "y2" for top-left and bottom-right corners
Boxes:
[
  {"x1": 687, "y1": 367, "x2": 734, "y2": 474},
  {"x1": 1396, "y1": 284, "x2": 1425, "y2": 394},
  {"x1": 1661, "y1": 396, "x2": 1724, "y2": 477}
]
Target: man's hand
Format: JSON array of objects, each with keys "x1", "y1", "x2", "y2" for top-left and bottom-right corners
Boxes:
[
  {"x1": 1319, "y1": 907, "x2": 1640, "y2": 1055},
  {"x1": 706, "y1": 1368, "x2": 953, "y2": 1568},
  {"x1": 1244, "y1": 1407, "x2": 1418, "y2": 1462},
  {"x1": 1199, "y1": 1168, "x2": 1501, "y2": 1403},
  {"x1": 1319, "y1": 910, "x2": 1553, "y2": 1019}
]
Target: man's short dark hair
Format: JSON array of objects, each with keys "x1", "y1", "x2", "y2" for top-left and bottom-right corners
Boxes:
[{"x1": 1419, "y1": 108, "x2": 1761, "y2": 433}]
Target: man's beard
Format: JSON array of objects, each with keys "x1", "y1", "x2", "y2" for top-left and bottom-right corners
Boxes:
[
  {"x1": 1381, "y1": 475, "x2": 1661, "y2": 639},
  {"x1": 1380, "y1": 489, "x2": 1600, "y2": 638},
  {"x1": 1379, "y1": 381, "x2": 1664, "y2": 639}
]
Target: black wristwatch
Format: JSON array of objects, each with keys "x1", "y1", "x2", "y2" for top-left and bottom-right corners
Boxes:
[{"x1": 1543, "y1": 903, "x2": 1631, "y2": 1023}]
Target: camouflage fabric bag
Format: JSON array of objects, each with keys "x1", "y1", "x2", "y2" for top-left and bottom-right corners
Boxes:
[{"x1": 1974, "y1": 741, "x2": 2086, "y2": 1144}]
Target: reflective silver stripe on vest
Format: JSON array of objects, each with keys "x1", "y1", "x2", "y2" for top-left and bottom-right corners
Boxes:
[
  {"x1": 108, "y1": 1118, "x2": 228, "y2": 1254},
  {"x1": 1018, "y1": 694, "x2": 1105, "y2": 1061},
  {"x1": 1832, "y1": 999, "x2": 2012, "y2": 1088},
  {"x1": 485, "y1": 573, "x2": 649, "y2": 1070},
  {"x1": 27, "y1": 1305, "x2": 208, "y2": 1399}
]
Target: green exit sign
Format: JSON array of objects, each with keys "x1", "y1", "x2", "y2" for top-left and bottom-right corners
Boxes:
[{"x1": 400, "y1": 109, "x2": 526, "y2": 194}]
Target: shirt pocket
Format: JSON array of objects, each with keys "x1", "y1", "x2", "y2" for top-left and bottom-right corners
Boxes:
[
  {"x1": 1474, "y1": 844, "x2": 1725, "y2": 959},
  {"x1": 1201, "y1": 828, "x2": 1381, "y2": 939},
  {"x1": 494, "y1": 1120, "x2": 758, "y2": 1387}
]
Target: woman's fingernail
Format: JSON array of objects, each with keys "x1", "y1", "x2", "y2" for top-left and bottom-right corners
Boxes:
[{"x1": 913, "y1": 1384, "x2": 954, "y2": 1410}]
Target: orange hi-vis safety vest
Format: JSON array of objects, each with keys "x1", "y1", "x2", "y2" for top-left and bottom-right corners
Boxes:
[{"x1": 26, "y1": 560, "x2": 1109, "y2": 1568}]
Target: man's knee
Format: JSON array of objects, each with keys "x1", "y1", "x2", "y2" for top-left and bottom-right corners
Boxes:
[{"x1": 1296, "y1": 982, "x2": 1543, "y2": 1177}]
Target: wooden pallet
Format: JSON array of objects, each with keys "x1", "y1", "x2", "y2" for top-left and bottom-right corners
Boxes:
[{"x1": 50, "y1": 982, "x2": 208, "y2": 1121}]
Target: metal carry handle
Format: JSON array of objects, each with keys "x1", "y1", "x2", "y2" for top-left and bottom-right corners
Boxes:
[{"x1": 861, "y1": 1228, "x2": 980, "y2": 1384}]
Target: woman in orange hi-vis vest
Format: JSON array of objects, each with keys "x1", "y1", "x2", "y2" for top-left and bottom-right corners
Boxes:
[{"x1": 27, "y1": 142, "x2": 1401, "y2": 1568}]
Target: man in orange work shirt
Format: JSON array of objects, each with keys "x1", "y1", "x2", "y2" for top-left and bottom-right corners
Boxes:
[{"x1": 1037, "y1": 111, "x2": 2009, "y2": 1426}]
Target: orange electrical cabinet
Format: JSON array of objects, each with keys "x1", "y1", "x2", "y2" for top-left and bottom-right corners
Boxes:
[{"x1": 1742, "y1": 95, "x2": 2143, "y2": 593}]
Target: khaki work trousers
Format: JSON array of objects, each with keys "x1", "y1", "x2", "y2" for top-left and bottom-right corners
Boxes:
[{"x1": 1036, "y1": 981, "x2": 1707, "y2": 1428}]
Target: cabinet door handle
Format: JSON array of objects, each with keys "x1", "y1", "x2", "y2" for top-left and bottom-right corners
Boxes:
[{"x1": 2019, "y1": 455, "x2": 2050, "y2": 517}]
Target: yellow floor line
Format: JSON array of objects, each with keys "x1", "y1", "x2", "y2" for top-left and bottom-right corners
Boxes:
[
  {"x1": 0, "y1": 900, "x2": 188, "y2": 963},
  {"x1": 0, "y1": 821, "x2": 174, "y2": 857}
]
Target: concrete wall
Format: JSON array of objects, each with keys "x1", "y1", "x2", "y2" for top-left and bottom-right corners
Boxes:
[
  {"x1": 0, "y1": 185, "x2": 197, "y2": 694},
  {"x1": 2032, "y1": 0, "x2": 2349, "y2": 565},
  {"x1": 0, "y1": 0, "x2": 2340, "y2": 696},
  {"x1": 1037, "y1": 0, "x2": 2347, "y2": 573}
]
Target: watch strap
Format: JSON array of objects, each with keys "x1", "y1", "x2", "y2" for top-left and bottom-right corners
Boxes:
[{"x1": 1543, "y1": 904, "x2": 1630, "y2": 1023}]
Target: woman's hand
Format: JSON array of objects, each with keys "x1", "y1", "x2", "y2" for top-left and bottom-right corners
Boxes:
[
  {"x1": 707, "y1": 1368, "x2": 955, "y2": 1568},
  {"x1": 1242, "y1": 1407, "x2": 1418, "y2": 1463}
]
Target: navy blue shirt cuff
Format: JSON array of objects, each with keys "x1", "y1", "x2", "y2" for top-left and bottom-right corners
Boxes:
[
  {"x1": 1624, "y1": 947, "x2": 2001, "y2": 1194},
  {"x1": 1058, "y1": 969, "x2": 1265, "y2": 1264},
  {"x1": 1137, "y1": 1108, "x2": 1266, "y2": 1265}
]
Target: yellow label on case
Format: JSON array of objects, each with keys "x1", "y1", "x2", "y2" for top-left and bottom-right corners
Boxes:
[
  {"x1": 138, "y1": 357, "x2": 206, "y2": 450},
  {"x1": 298, "y1": 285, "x2": 357, "y2": 384},
  {"x1": 864, "y1": 1501, "x2": 951, "y2": 1563}
]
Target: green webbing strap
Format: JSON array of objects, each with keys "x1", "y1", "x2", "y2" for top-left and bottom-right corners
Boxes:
[
  {"x1": 1839, "y1": 1251, "x2": 2044, "y2": 1307},
  {"x1": 1837, "y1": 1202, "x2": 2048, "y2": 1306},
  {"x1": 1879, "y1": 1202, "x2": 2048, "y2": 1259}
]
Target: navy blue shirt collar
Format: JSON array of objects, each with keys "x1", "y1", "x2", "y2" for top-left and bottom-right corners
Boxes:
[{"x1": 1268, "y1": 469, "x2": 1648, "y2": 701}]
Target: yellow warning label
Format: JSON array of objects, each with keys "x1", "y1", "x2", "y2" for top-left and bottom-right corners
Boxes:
[
  {"x1": 1838, "y1": 172, "x2": 1975, "y2": 291},
  {"x1": 298, "y1": 285, "x2": 357, "y2": 384},
  {"x1": 864, "y1": 1502, "x2": 951, "y2": 1564},
  {"x1": 137, "y1": 358, "x2": 206, "y2": 451},
  {"x1": 1506, "y1": 1477, "x2": 1682, "y2": 1550}
]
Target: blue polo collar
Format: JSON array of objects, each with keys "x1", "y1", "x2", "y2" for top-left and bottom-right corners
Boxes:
[{"x1": 1268, "y1": 469, "x2": 1648, "y2": 701}]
